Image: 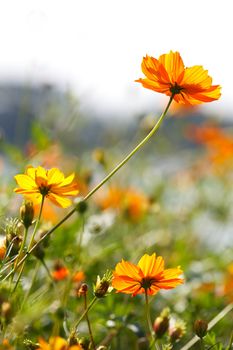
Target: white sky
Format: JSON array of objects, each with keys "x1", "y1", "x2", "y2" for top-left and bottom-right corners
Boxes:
[{"x1": 0, "y1": 0, "x2": 232, "y2": 118}]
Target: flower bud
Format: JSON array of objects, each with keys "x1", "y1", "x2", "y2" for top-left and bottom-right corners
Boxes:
[
  {"x1": 75, "y1": 199, "x2": 88, "y2": 214},
  {"x1": 68, "y1": 332, "x2": 79, "y2": 346},
  {"x1": 154, "y1": 316, "x2": 169, "y2": 338},
  {"x1": 92, "y1": 148, "x2": 106, "y2": 166},
  {"x1": 76, "y1": 283, "x2": 88, "y2": 297},
  {"x1": 4, "y1": 218, "x2": 23, "y2": 255},
  {"x1": 194, "y1": 319, "x2": 208, "y2": 338},
  {"x1": 169, "y1": 320, "x2": 186, "y2": 343},
  {"x1": 78, "y1": 337, "x2": 90, "y2": 350},
  {"x1": 94, "y1": 271, "x2": 112, "y2": 298},
  {"x1": 1, "y1": 301, "x2": 11, "y2": 320},
  {"x1": 153, "y1": 307, "x2": 170, "y2": 338},
  {"x1": 20, "y1": 201, "x2": 34, "y2": 229}
]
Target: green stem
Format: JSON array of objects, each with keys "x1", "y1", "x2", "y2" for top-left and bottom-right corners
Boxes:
[
  {"x1": 20, "y1": 260, "x2": 40, "y2": 310},
  {"x1": 180, "y1": 302, "x2": 233, "y2": 350},
  {"x1": 145, "y1": 292, "x2": 159, "y2": 350},
  {"x1": 83, "y1": 95, "x2": 174, "y2": 201},
  {"x1": 11, "y1": 197, "x2": 45, "y2": 292},
  {"x1": 40, "y1": 258, "x2": 54, "y2": 282},
  {"x1": 84, "y1": 293, "x2": 96, "y2": 349},
  {"x1": 72, "y1": 296, "x2": 98, "y2": 334},
  {"x1": 28, "y1": 195, "x2": 45, "y2": 250},
  {"x1": 226, "y1": 330, "x2": 233, "y2": 350},
  {"x1": 2, "y1": 96, "x2": 173, "y2": 282},
  {"x1": 199, "y1": 338, "x2": 204, "y2": 350},
  {"x1": 10, "y1": 227, "x2": 29, "y2": 285}
]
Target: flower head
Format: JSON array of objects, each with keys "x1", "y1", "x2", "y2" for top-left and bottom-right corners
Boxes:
[
  {"x1": 14, "y1": 166, "x2": 79, "y2": 208},
  {"x1": 112, "y1": 253, "x2": 183, "y2": 296},
  {"x1": 98, "y1": 186, "x2": 149, "y2": 221},
  {"x1": 36, "y1": 337, "x2": 82, "y2": 350},
  {"x1": 94, "y1": 270, "x2": 113, "y2": 298},
  {"x1": 52, "y1": 262, "x2": 70, "y2": 281},
  {"x1": 136, "y1": 51, "x2": 221, "y2": 105}
]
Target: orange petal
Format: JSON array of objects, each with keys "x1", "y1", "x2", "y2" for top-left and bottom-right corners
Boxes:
[
  {"x1": 158, "y1": 51, "x2": 185, "y2": 83},
  {"x1": 114, "y1": 259, "x2": 143, "y2": 280}
]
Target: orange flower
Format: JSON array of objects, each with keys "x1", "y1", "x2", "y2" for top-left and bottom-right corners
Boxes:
[
  {"x1": 136, "y1": 51, "x2": 221, "y2": 105},
  {"x1": 52, "y1": 264, "x2": 70, "y2": 281},
  {"x1": 123, "y1": 189, "x2": 149, "y2": 220},
  {"x1": 98, "y1": 186, "x2": 149, "y2": 221},
  {"x1": 14, "y1": 166, "x2": 79, "y2": 208},
  {"x1": 72, "y1": 271, "x2": 85, "y2": 283},
  {"x1": 223, "y1": 263, "x2": 233, "y2": 301},
  {"x1": 190, "y1": 125, "x2": 233, "y2": 170},
  {"x1": 112, "y1": 253, "x2": 183, "y2": 297},
  {"x1": 36, "y1": 337, "x2": 82, "y2": 350},
  {"x1": 0, "y1": 238, "x2": 6, "y2": 260}
]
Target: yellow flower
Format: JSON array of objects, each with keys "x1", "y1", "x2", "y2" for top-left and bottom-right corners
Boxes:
[
  {"x1": 14, "y1": 166, "x2": 79, "y2": 208},
  {"x1": 36, "y1": 337, "x2": 82, "y2": 350},
  {"x1": 136, "y1": 51, "x2": 221, "y2": 105},
  {"x1": 112, "y1": 253, "x2": 183, "y2": 297}
]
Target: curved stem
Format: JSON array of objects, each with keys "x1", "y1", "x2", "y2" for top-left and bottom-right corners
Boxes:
[
  {"x1": 2, "y1": 96, "x2": 173, "y2": 281},
  {"x1": 84, "y1": 96, "x2": 174, "y2": 201},
  {"x1": 180, "y1": 302, "x2": 233, "y2": 350}
]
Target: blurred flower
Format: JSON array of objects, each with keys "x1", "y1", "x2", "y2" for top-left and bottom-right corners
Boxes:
[
  {"x1": 222, "y1": 263, "x2": 233, "y2": 301},
  {"x1": 136, "y1": 51, "x2": 221, "y2": 105},
  {"x1": 112, "y1": 253, "x2": 183, "y2": 296},
  {"x1": 52, "y1": 262, "x2": 70, "y2": 281},
  {"x1": 14, "y1": 166, "x2": 79, "y2": 208},
  {"x1": 169, "y1": 319, "x2": 186, "y2": 343},
  {"x1": 36, "y1": 337, "x2": 82, "y2": 350},
  {"x1": 190, "y1": 125, "x2": 233, "y2": 171},
  {"x1": 72, "y1": 271, "x2": 85, "y2": 283},
  {"x1": 0, "y1": 237, "x2": 6, "y2": 260},
  {"x1": 0, "y1": 339, "x2": 14, "y2": 349},
  {"x1": 92, "y1": 148, "x2": 106, "y2": 167},
  {"x1": 98, "y1": 186, "x2": 149, "y2": 221},
  {"x1": 84, "y1": 212, "x2": 115, "y2": 237}
]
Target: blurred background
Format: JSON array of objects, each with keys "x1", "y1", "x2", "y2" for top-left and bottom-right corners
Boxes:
[
  {"x1": 0, "y1": 0, "x2": 233, "y2": 249},
  {"x1": 1, "y1": 3, "x2": 233, "y2": 346}
]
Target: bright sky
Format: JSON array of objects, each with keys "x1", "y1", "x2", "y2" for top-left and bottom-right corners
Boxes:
[{"x1": 0, "y1": 0, "x2": 231, "y2": 118}]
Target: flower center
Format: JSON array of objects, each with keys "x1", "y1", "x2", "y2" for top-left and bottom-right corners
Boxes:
[
  {"x1": 39, "y1": 185, "x2": 51, "y2": 196},
  {"x1": 141, "y1": 277, "x2": 154, "y2": 290},
  {"x1": 170, "y1": 82, "x2": 184, "y2": 95}
]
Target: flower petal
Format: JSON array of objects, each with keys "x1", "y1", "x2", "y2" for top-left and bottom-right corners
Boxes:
[
  {"x1": 14, "y1": 174, "x2": 36, "y2": 190},
  {"x1": 158, "y1": 51, "x2": 185, "y2": 83}
]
